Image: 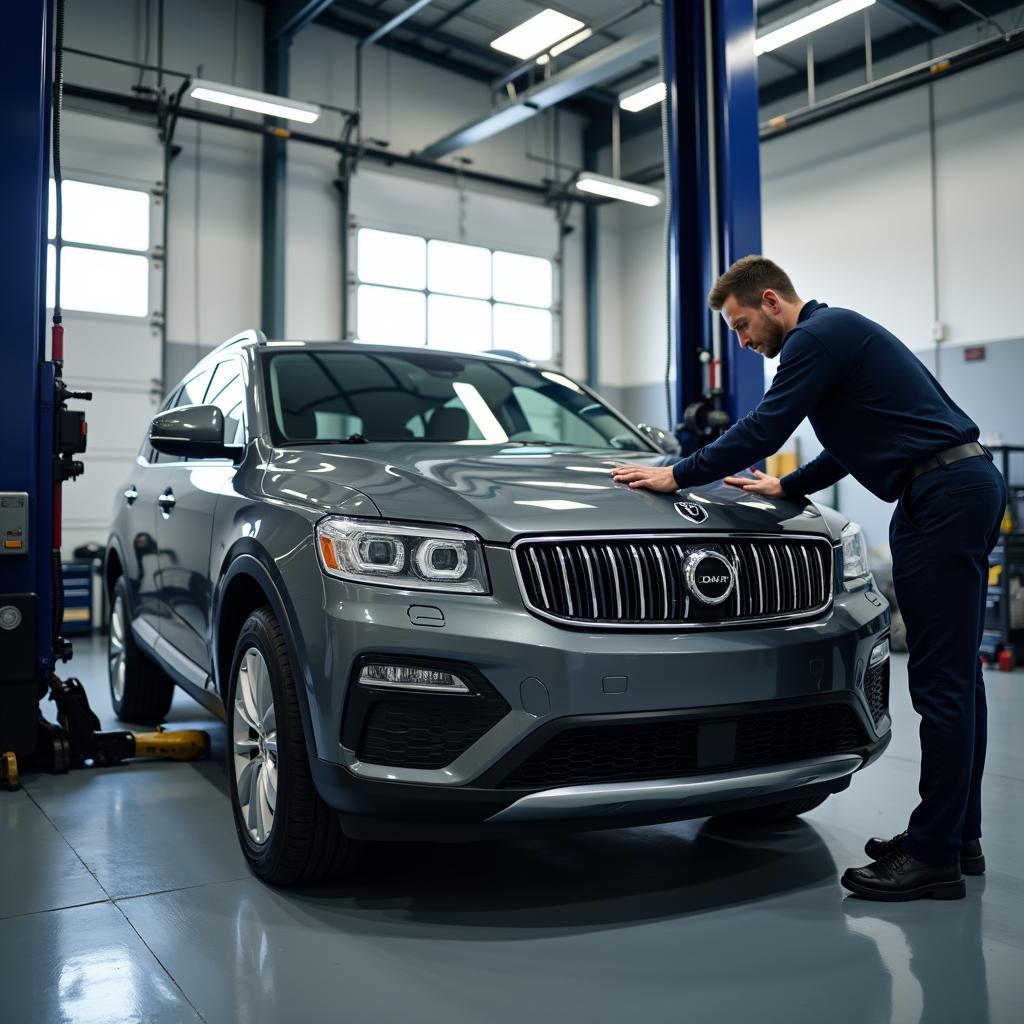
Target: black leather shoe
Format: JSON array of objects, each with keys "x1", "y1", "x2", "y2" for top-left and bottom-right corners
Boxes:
[
  {"x1": 842, "y1": 847, "x2": 965, "y2": 901},
  {"x1": 864, "y1": 830, "x2": 986, "y2": 875}
]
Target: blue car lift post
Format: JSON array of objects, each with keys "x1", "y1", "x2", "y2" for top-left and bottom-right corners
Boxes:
[
  {"x1": 663, "y1": 0, "x2": 764, "y2": 450},
  {"x1": 0, "y1": 0, "x2": 61, "y2": 785},
  {"x1": 1, "y1": 0, "x2": 207, "y2": 788}
]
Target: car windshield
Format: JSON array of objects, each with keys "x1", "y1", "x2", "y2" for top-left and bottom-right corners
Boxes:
[{"x1": 263, "y1": 349, "x2": 652, "y2": 450}]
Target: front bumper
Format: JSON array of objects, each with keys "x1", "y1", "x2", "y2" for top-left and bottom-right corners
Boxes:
[{"x1": 284, "y1": 546, "x2": 891, "y2": 839}]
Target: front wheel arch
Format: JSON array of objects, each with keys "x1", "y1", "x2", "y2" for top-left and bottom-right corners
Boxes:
[{"x1": 212, "y1": 552, "x2": 320, "y2": 764}]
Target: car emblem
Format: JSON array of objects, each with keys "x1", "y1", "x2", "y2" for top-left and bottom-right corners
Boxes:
[
  {"x1": 683, "y1": 549, "x2": 735, "y2": 605},
  {"x1": 675, "y1": 501, "x2": 708, "y2": 524}
]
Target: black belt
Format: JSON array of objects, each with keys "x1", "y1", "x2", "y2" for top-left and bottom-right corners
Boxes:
[{"x1": 906, "y1": 441, "x2": 991, "y2": 485}]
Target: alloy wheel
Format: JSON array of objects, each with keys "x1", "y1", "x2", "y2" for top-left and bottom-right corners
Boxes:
[
  {"x1": 232, "y1": 647, "x2": 279, "y2": 845},
  {"x1": 109, "y1": 593, "x2": 127, "y2": 703}
]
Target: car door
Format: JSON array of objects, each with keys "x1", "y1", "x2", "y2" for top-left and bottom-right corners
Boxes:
[
  {"x1": 154, "y1": 358, "x2": 244, "y2": 676},
  {"x1": 119, "y1": 388, "x2": 180, "y2": 644}
]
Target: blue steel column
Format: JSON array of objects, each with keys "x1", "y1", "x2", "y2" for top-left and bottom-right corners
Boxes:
[
  {"x1": 714, "y1": 0, "x2": 763, "y2": 425},
  {"x1": 663, "y1": 0, "x2": 764, "y2": 438},
  {"x1": 261, "y1": 33, "x2": 289, "y2": 339},
  {"x1": 1, "y1": 0, "x2": 55, "y2": 754}
]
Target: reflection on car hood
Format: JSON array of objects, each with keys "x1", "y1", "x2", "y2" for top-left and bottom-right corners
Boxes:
[{"x1": 261, "y1": 442, "x2": 837, "y2": 544}]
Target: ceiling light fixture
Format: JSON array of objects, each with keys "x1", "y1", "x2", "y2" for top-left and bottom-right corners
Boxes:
[
  {"x1": 490, "y1": 9, "x2": 585, "y2": 60},
  {"x1": 755, "y1": 0, "x2": 875, "y2": 56},
  {"x1": 188, "y1": 79, "x2": 321, "y2": 124},
  {"x1": 575, "y1": 173, "x2": 662, "y2": 207},
  {"x1": 619, "y1": 79, "x2": 666, "y2": 112}
]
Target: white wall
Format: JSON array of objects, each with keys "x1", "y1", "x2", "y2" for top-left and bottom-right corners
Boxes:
[{"x1": 63, "y1": 0, "x2": 587, "y2": 377}]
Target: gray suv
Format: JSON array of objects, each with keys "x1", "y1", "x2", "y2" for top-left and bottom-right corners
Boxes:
[{"x1": 105, "y1": 329, "x2": 891, "y2": 885}]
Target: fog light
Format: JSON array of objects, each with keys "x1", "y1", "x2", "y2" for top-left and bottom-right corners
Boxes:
[
  {"x1": 869, "y1": 638, "x2": 890, "y2": 668},
  {"x1": 358, "y1": 663, "x2": 471, "y2": 694}
]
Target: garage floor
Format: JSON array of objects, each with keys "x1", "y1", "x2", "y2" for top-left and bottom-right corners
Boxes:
[{"x1": 2, "y1": 637, "x2": 1022, "y2": 1024}]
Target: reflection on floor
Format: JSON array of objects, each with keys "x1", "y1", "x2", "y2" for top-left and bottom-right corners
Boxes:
[{"x1": 2, "y1": 636, "x2": 1022, "y2": 1024}]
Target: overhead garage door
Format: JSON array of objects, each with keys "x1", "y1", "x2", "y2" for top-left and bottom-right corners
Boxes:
[{"x1": 50, "y1": 110, "x2": 164, "y2": 557}]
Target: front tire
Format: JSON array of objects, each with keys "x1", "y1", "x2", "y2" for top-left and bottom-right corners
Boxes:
[
  {"x1": 716, "y1": 792, "x2": 830, "y2": 824},
  {"x1": 108, "y1": 576, "x2": 175, "y2": 724},
  {"x1": 227, "y1": 607, "x2": 361, "y2": 885}
]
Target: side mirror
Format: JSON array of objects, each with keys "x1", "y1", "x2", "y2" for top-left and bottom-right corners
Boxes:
[
  {"x1": 149, "y1": 405, "x2": 237, "y2": 460},
  {"x1": 636, "y1": 423, "x2": 681, "y2": 457}
]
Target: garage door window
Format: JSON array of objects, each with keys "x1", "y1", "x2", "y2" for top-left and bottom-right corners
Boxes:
[
  {"x1": 355, "y1": 228, "x2": 554, "y2": 361},
  {"x1": 46, "y1": 179, "x2": 151, "y2": 318}
]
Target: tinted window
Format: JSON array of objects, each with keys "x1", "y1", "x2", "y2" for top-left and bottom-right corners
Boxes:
[
  {"x1": 180, "y1": 368, "x2": 212, "y2": 407},
  {"x1": 205, "y1": 361, "x2": 246, "y2": 446},
  {"x1": 264, "y1": 350, "x2": 648, "y2": 450}
]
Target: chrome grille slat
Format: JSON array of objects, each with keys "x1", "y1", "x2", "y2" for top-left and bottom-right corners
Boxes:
[
  {"x1": 555, "y1": 545, "x2": 574, "y2": 617},
  {"x1": 766, "y1": 544, "x2": 783, "y2": 614},
  {"x1": 515, "y1": 535, "x2": 833, "y2": 628},
  {"x1": 579, "y1": 544, "x2": 599, "y2": 619},
  {"x1": 782, "y1": 545, "x2": 799, "y2": 609}
]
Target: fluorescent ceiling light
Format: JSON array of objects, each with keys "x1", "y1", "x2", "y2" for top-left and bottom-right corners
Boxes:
[
  {"x1": 755, "y1": 0, "x2": 875, "y2": 56},
  {"x1": 188, "y1": 79, "x2": 321, "y2": 124},
  {"x1": 490, "y1": 9, "x2": 585, "y2": 60},
  {"x1": 619, "y1": 79, "x2": 666, "y2": 112},
  {"x1": 575, "y1": 173, "x2": 662, "y2": 207},
  {"x1": 550, "y1": 27, "x2": 593, "y2": 57}
]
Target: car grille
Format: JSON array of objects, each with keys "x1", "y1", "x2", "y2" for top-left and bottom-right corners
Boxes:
[
  {"x1": 500, "y1": 702, "x2": 868, "y2": 789},
  {"x1": 863, "y1": 659, "x2": 889, "y2": 725},
  {"x1": 514, "y1": 534, "x2": 834, "y2": 628},
  {"x1": 356, "y1": 689, "x2": 509, "y2": 770}
]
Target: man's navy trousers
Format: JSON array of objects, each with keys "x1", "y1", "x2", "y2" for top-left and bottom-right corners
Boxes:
[{"x1": 891, "y1": 455, "x2": 1006, "y2": 865}]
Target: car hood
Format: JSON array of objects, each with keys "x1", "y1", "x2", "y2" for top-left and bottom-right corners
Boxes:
[{"x1": 262, "y1": 442, "x2": 840, "y2": 544}]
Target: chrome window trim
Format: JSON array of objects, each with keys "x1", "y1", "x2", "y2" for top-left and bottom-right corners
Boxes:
[{"x1": 510, "y1": 532, "x2": 836, "y2": 631}]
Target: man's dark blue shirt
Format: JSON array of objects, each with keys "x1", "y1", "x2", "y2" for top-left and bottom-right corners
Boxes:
[{"x1": 671, "y1": 300, "x2": 979, "y2": 503}]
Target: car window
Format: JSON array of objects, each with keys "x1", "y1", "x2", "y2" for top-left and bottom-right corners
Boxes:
[
  {"x1": 179, "y1": 367, "x2": 212, "y2": 407},
  {"x1": 509, "y1": 387, "x2": 624, "y2": 446},
  {"x1": 205, "y1": 360, "x2": 247, "y2": 447},
  {"x1": 263, "y1": 350, "x2": 650, "y2": 450}
]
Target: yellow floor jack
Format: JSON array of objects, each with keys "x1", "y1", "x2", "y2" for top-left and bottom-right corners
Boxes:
[{"x1": 1, "y1": 675, "x2": 209, "y2": 790}]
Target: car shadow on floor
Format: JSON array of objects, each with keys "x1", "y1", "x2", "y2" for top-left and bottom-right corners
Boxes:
[{"x1": 287, "y1": 815, "x2": 843, "y2": 928}]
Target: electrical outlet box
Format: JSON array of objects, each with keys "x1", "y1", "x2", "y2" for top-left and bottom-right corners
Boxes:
[
  {"x1": 0, "y1": 493, "x2": 29, "y2": 556},
  {"x1": 931, "y1": 321, "x2": 946, "y2": 342}
]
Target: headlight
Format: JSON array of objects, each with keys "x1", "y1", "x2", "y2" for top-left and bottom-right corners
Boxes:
[
  {"x1": 841, "y1": 521, "x2": 870, "y2": 581},
  {"x1": 315, "y1": 516, "x2": 490, "y2": 594}
]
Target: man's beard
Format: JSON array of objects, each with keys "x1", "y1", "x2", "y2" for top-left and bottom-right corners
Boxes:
[{"x1": 758, "y1": 312, "x2": 786, "y2": 358}]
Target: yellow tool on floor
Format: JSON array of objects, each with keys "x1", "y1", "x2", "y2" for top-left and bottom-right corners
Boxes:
[
  {"x1": 1, "y1": 750, "x2": 18, "y2": 790},
  {"x1": 131, "y1": 728, "x2": 210, "y2": 761}
]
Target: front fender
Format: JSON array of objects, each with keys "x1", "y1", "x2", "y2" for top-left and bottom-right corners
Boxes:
[{"x1": 213, "y1": 545, "x2": 325, "y2": 760}]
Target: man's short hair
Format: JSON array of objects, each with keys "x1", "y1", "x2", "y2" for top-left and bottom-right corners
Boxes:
[{"x1": 708, "y1": 256, "x2": 798, "y2": 311}]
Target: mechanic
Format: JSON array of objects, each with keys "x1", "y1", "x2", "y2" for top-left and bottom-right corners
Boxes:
[{"x1": 611, "y1": 255, "x2": 1007, "y2": 902}]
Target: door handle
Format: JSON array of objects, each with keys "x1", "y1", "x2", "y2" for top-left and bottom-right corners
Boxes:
[
  {"x1": 123, "y1": 485, "x2": 139, "y2": 505},
  {"x1": 157, "y1": 490, "x2": 176, "y2": 515}
]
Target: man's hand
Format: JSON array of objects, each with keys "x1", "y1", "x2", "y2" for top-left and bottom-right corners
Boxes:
[
  {"x1": 722, "y1": 468, "x2": 785, "y2": 498},
  {"x1": 610, "y1": 464, "x2": 679, "y2": 493}
]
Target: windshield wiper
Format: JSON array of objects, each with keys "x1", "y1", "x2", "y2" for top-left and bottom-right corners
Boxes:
[{"x1": 284, "y1": 434, "x2": 370, "y2": 445}]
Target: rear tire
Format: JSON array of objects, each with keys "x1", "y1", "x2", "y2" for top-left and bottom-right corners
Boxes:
[
  {"x1": 108, "y1": 576, "x2": 175, "y2": 725},
  {"x1": 227, "y1": 607, "x2": 361, "y2": 886},
  {"x1": 716, "y1": 792, "x2": 830, "y2": 824}
]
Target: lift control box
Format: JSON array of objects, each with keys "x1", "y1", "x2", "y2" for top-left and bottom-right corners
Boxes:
[{"x1": 0, "y1": 492, "x2": 29, "y2": 556}]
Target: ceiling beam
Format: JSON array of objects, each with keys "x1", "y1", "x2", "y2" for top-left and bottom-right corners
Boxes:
[
  {"x1": 407, "y1": 0, "x2": 482, "y2": 41},
  {"x1": 267, "y1": 0, "x2": 338, "y2": 42},
  {"x1": 418, "y1": 29, "x2": 659, "y2": 159},
  {"x1": 316, "y1": 9, "x2": 498, "y2": 80},
  {"x1": 325, "y1": 0, "x2": 506, "y2": 70},
  {"x1": 876, "y1": 0, "x2": 947, "y2": 35},
  {"x1": 361, "y1": 0, "x2": 435, "y2": 49},
  {"x1": 759, "y1": 0, "x2": 1022, "y2": 108}
]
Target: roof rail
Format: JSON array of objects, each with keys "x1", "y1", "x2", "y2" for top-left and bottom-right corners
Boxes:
[
  {"x1": 487, "y1": 348, "x2": 532, "y2": 363},
  {"x1": 208, "y1": 328, "x2": 268, "y2": 359}
]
